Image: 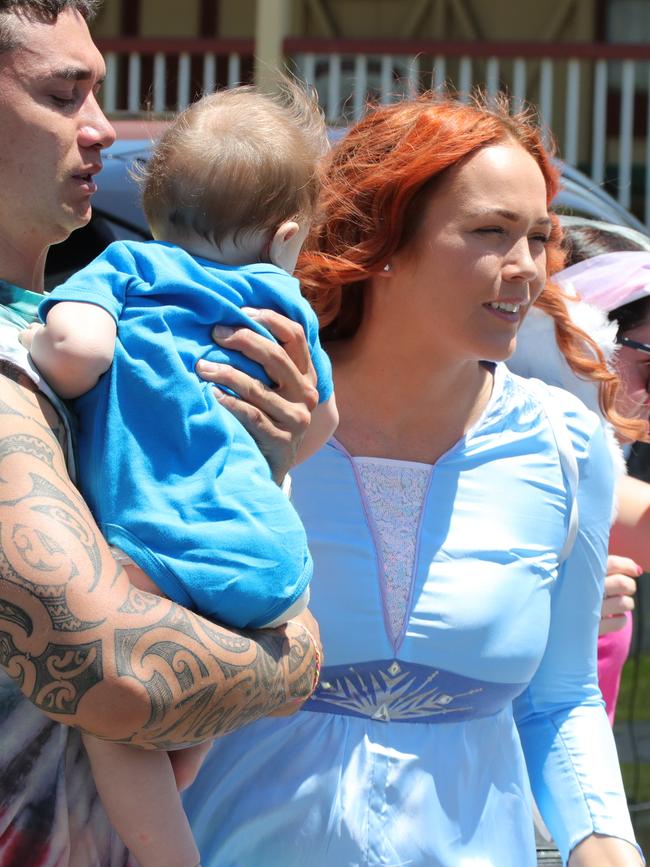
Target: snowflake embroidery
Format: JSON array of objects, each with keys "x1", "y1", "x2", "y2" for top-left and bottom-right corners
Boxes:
[{"x1": 314, "y1": 660, "x2": 484, "y2": 722}]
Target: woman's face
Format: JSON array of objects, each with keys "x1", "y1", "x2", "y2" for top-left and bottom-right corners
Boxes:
[
  {"x1": 616, "y1": 320, "x2": 650, "y2": 422},
  {"x1": 384, "y1": 141, "x2": 550, "y2": 363}
]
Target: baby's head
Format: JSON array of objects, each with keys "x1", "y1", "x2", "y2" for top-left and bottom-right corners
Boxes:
[{"x1": 140, "y1": 78, "x2": 328, "y2": 273}]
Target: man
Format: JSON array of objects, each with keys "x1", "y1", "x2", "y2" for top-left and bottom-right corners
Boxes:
[{"x1": 0, "y1": 3, "x2": 321, "y2": 864}]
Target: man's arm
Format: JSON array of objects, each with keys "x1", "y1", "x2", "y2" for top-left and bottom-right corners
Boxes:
[{"x1": 0, "y1": 361, "x2": 319, "y2": 748}]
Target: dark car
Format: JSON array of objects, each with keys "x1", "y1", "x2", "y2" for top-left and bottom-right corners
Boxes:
[{"x1": 45, "y1": 138, "x2": 649, "y2": 288}]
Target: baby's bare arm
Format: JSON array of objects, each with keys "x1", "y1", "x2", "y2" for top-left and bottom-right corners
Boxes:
[{"x1": 21, "y1": 301, "x2": 116, "y2": 398}]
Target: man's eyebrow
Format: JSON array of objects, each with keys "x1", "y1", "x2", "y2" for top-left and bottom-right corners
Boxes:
[
  {"x1": 50, "y1": 66, "x2": 103, "y2": 83},
  {"x1": 468, "y1": 207, "x2": 552, "y2": 226}
]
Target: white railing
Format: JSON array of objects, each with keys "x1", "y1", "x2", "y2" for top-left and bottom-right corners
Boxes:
[
  {"x1": 96, "y1": 37, "x2": 650, "y2": 225},
  {"x1": 97, "y1": 37, "x2": 254, "y2": 115}
]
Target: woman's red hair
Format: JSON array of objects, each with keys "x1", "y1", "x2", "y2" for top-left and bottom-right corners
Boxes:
[{"x1": 298, "y1": 93, "x2": 645, "y2": 440}]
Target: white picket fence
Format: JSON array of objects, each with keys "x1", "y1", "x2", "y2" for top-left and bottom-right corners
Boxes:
[{"x1": 96, "y1": 36, "x2": 650, "y2": 224}]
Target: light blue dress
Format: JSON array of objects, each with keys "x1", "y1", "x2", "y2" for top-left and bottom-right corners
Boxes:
[{"x1": 184, "y1": 365, "x2": 640, "y2": 866}]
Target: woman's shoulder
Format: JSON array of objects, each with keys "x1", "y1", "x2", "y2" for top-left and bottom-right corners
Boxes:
[
  {"x1": 507, "y1": 304, "x2": 615, "y2": 417},
  {"x1": 501, "y1": 364, "x2": 604, "y2": 462}
]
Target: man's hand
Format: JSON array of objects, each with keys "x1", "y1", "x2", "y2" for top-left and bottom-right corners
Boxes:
[
  {"x1": 196, "y1": 308, "x2": 319, "y2": 483},
  {"x1": 599, "y1": 554, "x2": 639, "y2": 636}
]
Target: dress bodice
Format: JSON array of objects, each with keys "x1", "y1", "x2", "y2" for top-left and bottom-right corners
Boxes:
[{"x1": 306, "y1": 454, "x2": 527, "y2": 724}]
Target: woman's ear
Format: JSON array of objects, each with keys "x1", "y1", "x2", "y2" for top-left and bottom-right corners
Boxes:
[{"x1": 377, "y1": 262, "x2": 393, "y2": 278}]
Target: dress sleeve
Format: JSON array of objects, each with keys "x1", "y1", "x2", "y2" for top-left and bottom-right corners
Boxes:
[
  {"x1": 513, "y1": 418, "x2": 642, "y2": 864},
  {"x1": 39, "y1": 240, "x2": 138, "y2": 324}
]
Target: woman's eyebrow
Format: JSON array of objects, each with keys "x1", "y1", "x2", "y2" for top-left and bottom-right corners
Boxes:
[{"x1": 467, "y1": 207, "x2": 551, "y2": 226}]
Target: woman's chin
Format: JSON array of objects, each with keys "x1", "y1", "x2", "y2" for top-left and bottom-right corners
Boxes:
[{"x1": 481, "y1": 337, "x2": 519, "y2": 363}]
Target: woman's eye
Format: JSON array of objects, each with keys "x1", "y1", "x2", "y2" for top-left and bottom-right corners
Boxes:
[
  {"x1": 530, "y1": 234, "x2": 551, "y2": 245},
  {"x1": 476, "y1": 227, "x2": 504, "y2": 235}
]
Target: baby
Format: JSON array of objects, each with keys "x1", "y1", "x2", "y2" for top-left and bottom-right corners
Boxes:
[{"x1": 22, "y1": 81, "x2": 337, "y2": 867}]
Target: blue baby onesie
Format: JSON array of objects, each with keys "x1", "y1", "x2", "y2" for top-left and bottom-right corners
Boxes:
[{"x1": 40, "y1": 240, "x2": 333, "y2": 628}]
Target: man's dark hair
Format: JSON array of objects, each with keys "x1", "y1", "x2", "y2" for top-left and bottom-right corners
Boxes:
[{"x1": 0, "y1": 1, "x2": 101, "y2": 52}]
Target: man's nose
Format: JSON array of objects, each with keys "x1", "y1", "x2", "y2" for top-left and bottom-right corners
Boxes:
[{"x1": 79, "y1": 95, "x2": 117, "y2": 150}]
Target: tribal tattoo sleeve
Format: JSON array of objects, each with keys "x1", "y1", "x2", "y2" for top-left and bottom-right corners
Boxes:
[{"x1": 0, "y1": 361, "x2": 316, "y2": 748}]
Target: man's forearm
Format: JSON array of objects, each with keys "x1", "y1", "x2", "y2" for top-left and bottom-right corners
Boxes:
[
  {"x1": 0, "y1": 362, "x2": 317, "y2": 747},
  {"x1": 2, "y1": 576, "x2": 315, "y2": 748}
]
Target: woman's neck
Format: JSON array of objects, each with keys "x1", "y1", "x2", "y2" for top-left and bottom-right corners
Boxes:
[{"x1": 327, "y1": 329, "x2": 493, "y2": 463}]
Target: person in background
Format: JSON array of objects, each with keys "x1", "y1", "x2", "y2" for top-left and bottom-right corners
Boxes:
[
  {"x1": 184, "y1": 96, "x2": 643, "y2": 867},
  {"x1": 510, "y1": 217, "x2": 650, "y2": 724}
]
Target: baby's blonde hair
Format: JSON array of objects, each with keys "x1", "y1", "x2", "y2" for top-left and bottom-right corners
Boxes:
[{"x1": 141, "y1": 78, "x2": 328, "y2": 249}]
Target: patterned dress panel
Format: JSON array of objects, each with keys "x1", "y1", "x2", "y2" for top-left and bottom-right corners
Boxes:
[{"x1": 353, "y1": 458, "x2": 432, "y2": 649}]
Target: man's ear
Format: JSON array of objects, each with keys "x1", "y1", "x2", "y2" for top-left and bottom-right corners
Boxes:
[{"x1": 268, "y1": 220, "x2": 300, "y2": 265}]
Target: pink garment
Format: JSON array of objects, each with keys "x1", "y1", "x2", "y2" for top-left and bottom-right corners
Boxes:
[
  {"x1": 597, "y1": 611, "x2": 633, "y2": 725},
  {"x1": 554, "y1": 251, "x2": 650, "y2": 313}
]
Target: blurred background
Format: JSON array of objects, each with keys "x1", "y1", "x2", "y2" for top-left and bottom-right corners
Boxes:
[{"x1": 90, "y1": 0, "x2": 650, "y2": 224}]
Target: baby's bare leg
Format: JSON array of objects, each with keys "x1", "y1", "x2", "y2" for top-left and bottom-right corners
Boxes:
[{"x1": 82, "y1": 734, "x2": 200, "y2": 867}]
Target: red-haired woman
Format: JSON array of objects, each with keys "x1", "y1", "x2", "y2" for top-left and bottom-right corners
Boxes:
[{"x1": 185, "y1": 97, "x2": 643, "y2": 867}]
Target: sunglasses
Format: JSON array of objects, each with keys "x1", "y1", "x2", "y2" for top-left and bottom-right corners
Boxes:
[{"x1": 617, "y1": 336, "x2": 650, "y2": 355}]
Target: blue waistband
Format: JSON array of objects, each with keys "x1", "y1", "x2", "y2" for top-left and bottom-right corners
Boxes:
[{"x1": 304, "y1": 659, "x2": 525, "y2": 724}]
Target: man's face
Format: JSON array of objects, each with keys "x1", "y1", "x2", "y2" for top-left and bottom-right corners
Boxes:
[{"x1": 0, "y1": 8, "x2": 116, "y2": 253}]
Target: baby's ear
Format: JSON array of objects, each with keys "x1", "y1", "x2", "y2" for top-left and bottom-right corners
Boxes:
[
  {"x1": 268, "y1": 220, "x2": 303, "y2": 273},
  {"x1": 269, "y1": 220, "x2": 300, "y2": 253}
]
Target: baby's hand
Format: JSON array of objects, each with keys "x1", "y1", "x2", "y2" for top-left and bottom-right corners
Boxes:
[{"x1": 18, "y1": 322, "x2": 43, "y2": 352}]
